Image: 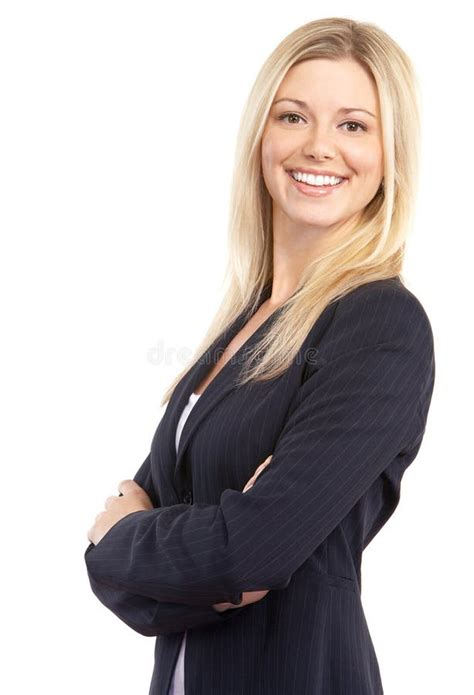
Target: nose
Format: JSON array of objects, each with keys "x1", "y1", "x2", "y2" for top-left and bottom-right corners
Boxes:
[{"x1": 302, "y1": 125, "x2": 336, "y2": 160}]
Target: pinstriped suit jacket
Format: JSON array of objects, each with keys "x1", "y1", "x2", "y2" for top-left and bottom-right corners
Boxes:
[{"x1": 84, "y1": 276, "x2": 435, "y2": 694}]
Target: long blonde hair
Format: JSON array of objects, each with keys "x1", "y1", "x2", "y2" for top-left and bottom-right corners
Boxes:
[{"x1": 160, "y1": 16, "x2": 421, "y2": 406}]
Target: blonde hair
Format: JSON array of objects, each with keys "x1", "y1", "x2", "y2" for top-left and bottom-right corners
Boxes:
[{"x1": 160, "y1": 16, "x2": 421, "y2": 406}]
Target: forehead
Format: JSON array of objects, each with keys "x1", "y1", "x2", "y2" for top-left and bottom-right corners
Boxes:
[{"x1": 274, "y1": 58, "x2": 379, "y2": 113}]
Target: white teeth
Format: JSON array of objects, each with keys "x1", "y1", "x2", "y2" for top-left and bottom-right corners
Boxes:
[{"x1": 291, "y1": 171, "x2": 344, "y2": 186}]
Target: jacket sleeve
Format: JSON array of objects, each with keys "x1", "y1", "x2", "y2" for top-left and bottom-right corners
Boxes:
[
  {"x1": 84, "y1": 286, "x2": 436, "y2": 607},
  {"x1": 85, "y1": 453, "x2": 246, "y2": 635}
]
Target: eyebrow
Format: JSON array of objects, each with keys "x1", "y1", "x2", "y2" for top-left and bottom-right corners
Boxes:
[{"x1": 273, "y1": 98, "x2": 377, "y2": 119}]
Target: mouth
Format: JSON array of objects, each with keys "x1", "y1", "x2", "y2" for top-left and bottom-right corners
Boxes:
[{"x1": 286, "y1": 170, "x2": 348, "y2": 197}]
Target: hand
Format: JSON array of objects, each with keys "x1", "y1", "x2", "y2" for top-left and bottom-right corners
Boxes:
[
  {"x1": 213, "y1": 590, "x2": 270, "y2": 612},
  {"x1": 87, "y1": 479, "x2": 154, "y2": 546},
  {"x1": 213, "y1": 455, "x2": 273, "y2": 612}
]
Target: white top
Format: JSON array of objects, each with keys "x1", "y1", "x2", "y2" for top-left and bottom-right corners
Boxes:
[
  {"x1": 169, "y1": 391, "x2": 201, "y2": 695},
  {"x1": 174, "y1": 391, "x2": 201, "y2": 455}
]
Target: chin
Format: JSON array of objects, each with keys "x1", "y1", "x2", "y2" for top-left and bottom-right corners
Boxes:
[{"x1": 293, "y1": 215, "x2": 343, "y2": 228}]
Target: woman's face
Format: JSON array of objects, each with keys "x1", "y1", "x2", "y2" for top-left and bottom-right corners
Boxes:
[{"x1": 261, "y1": 58, "x2": 383, "y2": 235}]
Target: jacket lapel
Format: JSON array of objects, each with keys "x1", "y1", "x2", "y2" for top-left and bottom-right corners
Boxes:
[{"x1": 169, "y1": 284, "x2": 277, "y2": 483}]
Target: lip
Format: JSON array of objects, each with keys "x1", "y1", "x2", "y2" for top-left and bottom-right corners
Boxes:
[
  {"x1": 287, "y1": 170, "x2": 348, "y2": 197},
  {"x1": 287, "y1": 168, "x2": 348, "y2": 178}
]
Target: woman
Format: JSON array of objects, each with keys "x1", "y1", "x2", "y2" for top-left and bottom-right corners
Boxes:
[{"x1": 84, "y1": 17, "x2": 435, "y2": 695}]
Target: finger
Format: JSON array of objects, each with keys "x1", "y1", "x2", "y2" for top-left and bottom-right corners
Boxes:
[
  {"x1": 254, "y1": 462, "x2": 267, "y2": 476},
  {"x1": 117, "y1": 479, "x2": 137, "y2": 495},
  {"x1": 253, "y1": 455, "x2": 273, "y2": 477},
  {"x1": 213, "y1": 603, "x2": 232, "y2": 612},
  {"x1": 242, "y1": 455, "x2": 273, "y2": 493},
  {"x1": 104, "y1": 495, "x2": 118, "y2": 510},
  {"x1": 257, "y1": 454, "x2": 272, "y2": 470}
]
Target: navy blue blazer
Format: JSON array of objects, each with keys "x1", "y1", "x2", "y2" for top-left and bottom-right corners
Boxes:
[{"x1": 84, "y1": 276, "x2": 435, "y2": 694}]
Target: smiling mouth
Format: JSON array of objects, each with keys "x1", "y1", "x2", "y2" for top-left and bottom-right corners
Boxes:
[{"x1": 286, "y1": 171, "x2": 348, "y2": 195}]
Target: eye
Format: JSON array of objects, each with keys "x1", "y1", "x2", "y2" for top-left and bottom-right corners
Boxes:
[
  {"x1": 340, "y1": 121, "x2": 368, "y2": 133},
  {"x1": 277, "y1": 112, "x2": 305, "y2": 125}
]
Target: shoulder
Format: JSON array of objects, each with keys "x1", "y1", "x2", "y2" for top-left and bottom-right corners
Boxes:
[{"x1": 317, "y1": 276, "x2": 434, "y2": 360}]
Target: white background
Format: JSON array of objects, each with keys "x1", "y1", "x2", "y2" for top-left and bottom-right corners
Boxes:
[{"x1": 1, "y1": 1, "x2": 470, "y2": 693}]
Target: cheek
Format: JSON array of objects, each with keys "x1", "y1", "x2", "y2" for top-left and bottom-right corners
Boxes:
[
  {"x1": 345, "y1": 142, "x2": 383, "y2": 178},
  {"x1": 364, "y1": 150, "x2": 383, "y2": 177},
  {"x1": 261, "y1": 129, "x2": 289, "y2": 173},
  {"x1": 260, "y1": 134, "x2": 276, "y2": 174}
]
